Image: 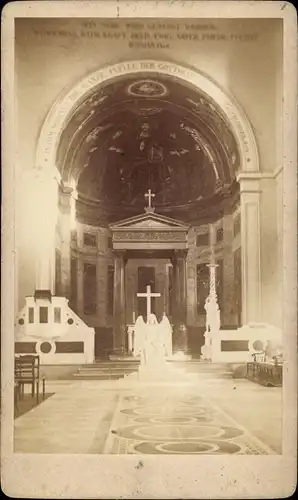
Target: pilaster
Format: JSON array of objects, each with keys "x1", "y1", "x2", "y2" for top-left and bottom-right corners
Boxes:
[
  {"x1": 186, "y1": 264, "x2": 196, "y2": 325},
  {"x1": 155, "y1": 262, "x2": 166, "y2": 319},
  {"x1": 33, "y1": 170, "x2": 60, "y2": 293},
  {"x1": 96, "y1": 257, "x2": 107, "y2": 324},
  {"x1": 77, "y1": 257, "x2": 84, "y2": 316},
  {"x1": 113, "y1": 251, "x2": 126, "y2": 351},
  {"x1": 237, "y1": 174, "x2": 262, "y2": 323},
  {"x1": 222, "y1": 212, "x2": 236, "y2": 325},
  {"x1": 58, "y1": 185, "x2": 72, "y2": 298}
]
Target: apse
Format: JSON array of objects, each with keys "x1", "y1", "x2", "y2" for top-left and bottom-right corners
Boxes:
[{"x1": 56, "y1": 73, "x2": 240, "y2": 225}]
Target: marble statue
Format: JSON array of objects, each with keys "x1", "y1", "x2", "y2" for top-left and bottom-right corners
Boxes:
[
  {"x1": 134, "y1": 313, "x2": 172, "y2": 366},
  {"x1": 133, "y1": 315, "x2": 146, "y2": 359},
  {"x1": 201, "y1": 295, "x2": 221, "y2": 361},
  {"x1": 160, "y1": 312, "x2": 173, "y2": 357},
  {"x1": 205, "y1": 295, "x2": 221, "y2": 333}
]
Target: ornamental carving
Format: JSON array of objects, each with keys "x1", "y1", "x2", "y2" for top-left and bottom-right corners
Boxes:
[{"x1": 113, "y1": 231, "x2": 186, "y2": 241}]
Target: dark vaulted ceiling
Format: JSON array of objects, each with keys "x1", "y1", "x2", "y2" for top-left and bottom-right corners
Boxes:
[{"x1": 56, "y1": 72, "x2": 240, "y2": 225}]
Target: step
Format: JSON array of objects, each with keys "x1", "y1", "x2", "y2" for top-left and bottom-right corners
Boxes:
[
  {"x1": 72, "y1": 373, "x2": 124, "y2": 380},
  {"x1": 77, "y1": 370, "x2": 137, "y2": 376},
  {"x1": 78, "y1": 367, "x2": 138, "y2": 372}
]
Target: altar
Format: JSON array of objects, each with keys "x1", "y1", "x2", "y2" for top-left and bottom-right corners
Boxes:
[{"x1": 109, "y1": 190, "x2": 189, "y2": 355}]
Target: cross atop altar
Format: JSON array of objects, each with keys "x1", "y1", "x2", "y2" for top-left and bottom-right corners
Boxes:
[{"x1": 137, "y1": 285, "x2": 161, "y2": 321}]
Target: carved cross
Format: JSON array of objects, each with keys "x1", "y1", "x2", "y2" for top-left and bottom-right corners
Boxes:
[{"x1": 144, "y1": 188, "x2": 155, "y2": 208}]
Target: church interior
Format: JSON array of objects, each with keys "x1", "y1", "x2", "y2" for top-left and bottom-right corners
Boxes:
[{"x1": 13, "y1": 17, "x2": 284, "y2": 456}]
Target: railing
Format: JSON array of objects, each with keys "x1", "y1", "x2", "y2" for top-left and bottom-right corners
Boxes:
[{"x1": 246, "y1": 360, "x2": 283, "y2": 387}]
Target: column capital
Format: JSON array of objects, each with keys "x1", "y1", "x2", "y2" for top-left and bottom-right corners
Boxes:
[
  {"x1": 58, "y1": 185, "x2": 73, "y2": 211},
  {"x1": 114, "y1": 250, "x2": 129, "y2": 267},
  {"x1": 114, "y1": 249, "x2": 126, "y2": 259},
  {"x1": 174, "y1": 249, "x2": 189, "y2": 260},
  {"x1": 237, "y1": 173, "x2": 261, "y2": 194}
]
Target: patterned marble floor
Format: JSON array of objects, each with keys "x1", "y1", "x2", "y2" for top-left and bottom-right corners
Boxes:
[
  {"x1": 14, "y1": 377, "x2": 282, "y2": 455},
  {"x1": 103, "y1": 388, "x2": 276, "y2": 454}
]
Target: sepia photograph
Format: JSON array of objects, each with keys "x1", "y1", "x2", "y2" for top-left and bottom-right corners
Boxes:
[{"x1": 1, "y1": 1, "x2": 297, "y2": 498}]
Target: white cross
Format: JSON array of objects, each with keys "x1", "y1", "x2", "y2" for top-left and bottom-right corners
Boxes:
[
  {"x1": 144, "y1": 188, "x2": 155, "y2": 208},
  {"x1": 137, "y1": 285, "x2": 161, "y2": 320}
]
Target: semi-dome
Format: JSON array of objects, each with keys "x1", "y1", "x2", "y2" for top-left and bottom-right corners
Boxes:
[{"x1": 56, "y1": 72, "x2": 240, "y2": 224}]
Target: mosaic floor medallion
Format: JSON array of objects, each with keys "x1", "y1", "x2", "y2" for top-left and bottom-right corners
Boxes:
[{"x1": 103, "y1": 390, "x2": 276, "y2": 455}]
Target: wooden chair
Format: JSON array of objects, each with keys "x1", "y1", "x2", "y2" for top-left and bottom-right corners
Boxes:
[{"x1": 14, "y1": 355, "x2": 46, "y2": 404}]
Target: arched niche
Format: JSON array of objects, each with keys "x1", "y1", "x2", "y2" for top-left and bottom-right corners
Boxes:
[{"x1": 35, "y1": 59, "x2": 259, "y2": 178}]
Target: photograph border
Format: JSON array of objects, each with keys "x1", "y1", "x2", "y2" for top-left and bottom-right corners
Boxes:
[{"x1": 1, "y1": 2, "x2": 297, "y2": 498}]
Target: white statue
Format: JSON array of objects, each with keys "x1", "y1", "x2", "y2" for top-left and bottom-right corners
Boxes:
[
  {"x1": 134, "y1": 313, "x2": 172, "y2": 366},
  {"x1": 133, "y1": 315, "x2": 146, "y2": 359},
  {"x1": 142, "y1": 314, "x2": 167, "y2": 366},
  {"x1": 201, "y1": 295, "x2": 220, "y2": 361},
  {"x1": 160, "y1": 312, "x2": 173, "y2": 357},
  {"x1": 205, "y1": 295, "x2": 220, "y2": 333}
]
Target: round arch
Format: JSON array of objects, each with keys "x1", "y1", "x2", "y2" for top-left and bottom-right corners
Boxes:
[{"x1": 35, "y1": 59, "x2": 259, "y2": 176}]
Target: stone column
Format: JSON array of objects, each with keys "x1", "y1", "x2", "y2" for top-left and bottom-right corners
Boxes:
[
  {"x1": 186, "y1": 264, "x2": 196, "y2": 325},
  {"x1": 172, "y1": 250, "x2": 188, "y2": 353},
  {"x1": 125, "y1": 260, "x2": 138, "y2": 325},
  {"x1": 33, "y1": 171, "x2": 60, "y2": 293},
  {"x1": 222, "y1": 212, "x2": 236, "y2": 326},
  {"x1": 171, "y1": 253, "x2": 179, "y2": 329},
  {"x1": 155, "y1": 262, "x2": 166, "y2": 319},
  {"x1": 77, "y1": 256, "x2": 84, "y2": 316},
  {"x1": 113, "y1": 251, "x2": 126, "y2": 352},
  {"x1": 97, "y1": 257, "x2": 107, "y2": 325},
  {"x1": 58, "y1": 185, "x2": 72, "y2": 298},
  {"x1": 238, "y1": 174, "x2": 261, "y2": 324},
  {"x1": 165, "y1": 262, "x2": 174, "y2": 317},
  {"x1": 176, "y1": 250, "x2": 188, "y2": 326}
]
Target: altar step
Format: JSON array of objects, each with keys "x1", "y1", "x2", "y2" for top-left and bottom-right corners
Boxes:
[
  {"x1": 71, "y1": 361, "x2": 140, "y2": 380},
  {"x1": 70, "y1": 360, "x2": 234, "y2": 380}
]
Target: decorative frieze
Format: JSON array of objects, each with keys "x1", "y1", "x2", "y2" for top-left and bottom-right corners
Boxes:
[{"x1": 113, "y1": 231, "x2": 186, "y2": 241}]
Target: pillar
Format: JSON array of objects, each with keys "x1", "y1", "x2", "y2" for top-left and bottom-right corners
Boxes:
[
  {"x1": 172, "y1": 250, "x2": 188, "y2": 353},
  {"x1": 171, "y1": 253, "x2": 179, "y2": 328},
  {"x1": 186, "y1": 264, "x2": 196, "y2": 325},
  {"x1": 113, "y1": 251, "x2": 126, "y2": 352},
  {"x1": 77, "y1": 257, "x2": 84, "y2": 316},
  {"x1": 33, "y1": 170, "x2": 60, "y2": 293},
  {"x1": 222, "y1": 211, "x2": 236, "y2": 326},
  {"x1": 97, "y1": 257, "x2": 107, "y2": 325},
  {"x1": 238, "y1": 174, "x2": 261, "y2": 324},
  {"x1": 176, "y1": 250, "x2": 188, "y2": 326},
  {"x1": 165, "y1": 262, "x2": 174, "y2": 318},
  {"x1": 155, "y1": 262, "x2": 166, "y2": 319},
  {"x1": 125, "y1": 261, "x2": 138, "y2": 324},
  {"x1": 58, "y1": 185, "x2": 72, "y2": 298}
]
